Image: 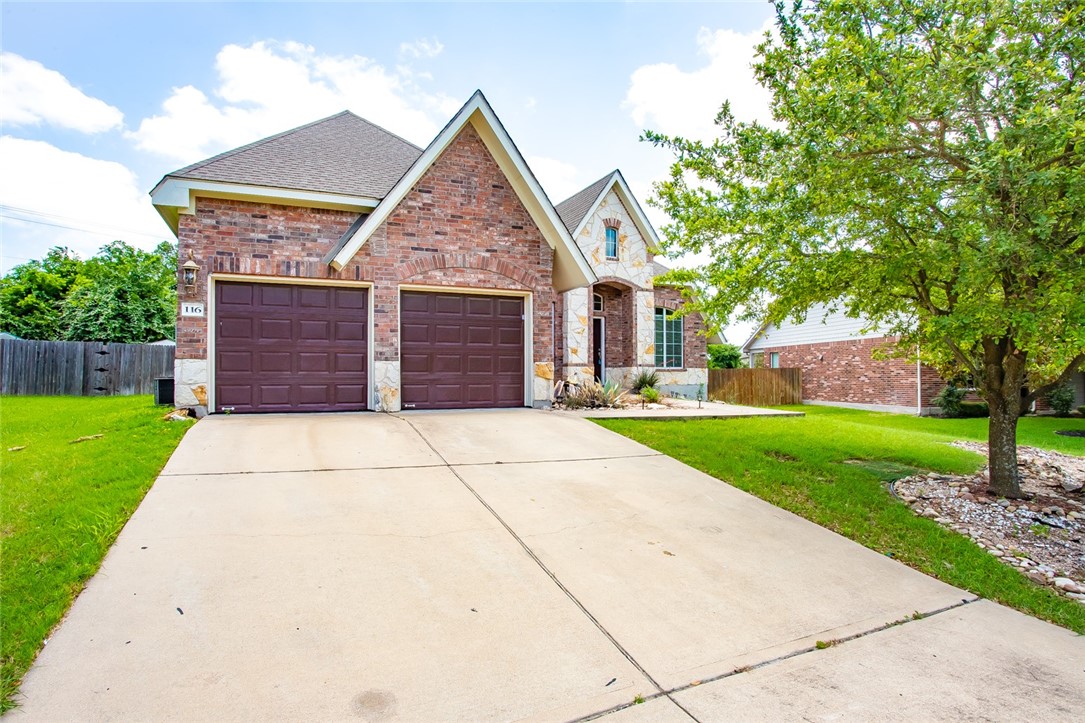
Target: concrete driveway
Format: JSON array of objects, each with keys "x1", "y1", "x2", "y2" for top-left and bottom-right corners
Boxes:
[{"x1": 9, "y1": 410, "x2": 1083, "y2": 721}]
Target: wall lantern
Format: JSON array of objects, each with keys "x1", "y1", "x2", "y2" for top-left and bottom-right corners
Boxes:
[{"x1": 182, "y1": 253, "x2": 200, "y2": 293}]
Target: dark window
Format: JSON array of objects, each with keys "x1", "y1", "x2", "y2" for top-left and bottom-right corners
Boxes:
[
  {"x1": 593, "y1": 293, "x2": 603, "y2": 313},
  {"x1": 654, "y1": 307, "x2": 683, "y2": 368},
  {"x1": 605, "y1": 227, "x2": 618, "y2": 259}
]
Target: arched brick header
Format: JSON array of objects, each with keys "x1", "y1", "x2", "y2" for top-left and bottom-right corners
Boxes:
[
  {"x1": 603, "y1": 217, "x2": 622, "y2": 230},
  {"x1": 397, "y1": 252, "x2": 539, "y2": 289},
  {"x1": 595, "y1": 274, "x2": 649, "y2": 292},
  {"x1": 655, "y1": 297, "x2": 683, "y2": 311}
]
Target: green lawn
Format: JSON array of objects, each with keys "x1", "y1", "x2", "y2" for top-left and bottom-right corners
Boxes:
[
  {"x1": 596, "y1": 407, "x2": 1085, "y2": 633},
  {"x1": 0, "y1": 396, "x2": 192, "y2": 712}
]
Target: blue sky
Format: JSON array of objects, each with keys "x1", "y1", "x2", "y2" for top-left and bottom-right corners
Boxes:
[{"x1": 2, "y1": 1, "x2": 776, "y2": 341}]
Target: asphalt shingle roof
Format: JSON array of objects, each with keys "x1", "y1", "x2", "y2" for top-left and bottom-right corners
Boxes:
[
  {"x1": 162, "y1": 111, "x2": 423, "y2": 199},
  {"x1": 554, "y1": 172, "x2": 616, "y2": 234}
]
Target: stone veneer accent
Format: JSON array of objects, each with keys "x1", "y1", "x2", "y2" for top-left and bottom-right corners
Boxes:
[
  {"x1": 760, "y1": 336, "x2": 943, "y2": 413},
  {"x1": 174, "y1": 124, "x2": 555, "y2": 411}
]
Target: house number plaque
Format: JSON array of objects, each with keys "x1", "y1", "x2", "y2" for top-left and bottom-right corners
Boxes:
[{"x1": 181, "y1": 302, "x2": 206, "y2": 317}]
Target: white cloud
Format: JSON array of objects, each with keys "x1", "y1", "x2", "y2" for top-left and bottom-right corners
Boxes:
[
  {"x1": 0, "y1": 52, "x2": 124, "y2": 134},
  {"x1": 624, "y1": 22, "x2": 775, "y2": 141},
  {"x1": 527, "y1": 156, "x2": 581, "y2": 204},
  {"x1": 127, "y1": 41, "x2": 459, "y2": 164},
  {"x1": 399, "y1": 38, "x2": 444, "y2": 60},
  {"x1": 0, "y1": 137, "x2": 169, "y2": 271}
]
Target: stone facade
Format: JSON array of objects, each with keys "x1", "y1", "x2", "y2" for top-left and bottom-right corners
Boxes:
[
  {"x1": 759, "y1": 336, "x2": 943, "y2": 414},
  {"x1": 558, "y1": 187, "x2": 709, "y2": 393},
  {"x1": 174, "y1": 125, "x2": 556, "y2": 411}
]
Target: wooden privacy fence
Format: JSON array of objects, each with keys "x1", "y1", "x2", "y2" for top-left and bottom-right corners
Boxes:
[
  {"x1": 708, "y1": 367, "x2": 802, "y2": 406},
  {"x1": 0, "y1": 339, "x2": 174, "y2": 396}
]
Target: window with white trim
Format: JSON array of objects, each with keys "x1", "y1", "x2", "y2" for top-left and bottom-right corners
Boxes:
[
  {"x1": 605, "y1": 227, "x2": 618, "y2": 259},
  {"x1": 770, "y1": 352, "x2": 780, "y2": 368},
  {"x1": 654, "y1": 307, "x2": 683, "y2": 368},
  {"x1": 593, "y1": 293, "x2": 603, "y2": 313}
]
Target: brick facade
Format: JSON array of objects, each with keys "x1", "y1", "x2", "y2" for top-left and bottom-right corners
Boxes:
[
  {"x1": 593, "y1": 283, "x2": 636, "y2": 368},
  {"x1": 760, "y1": 336, "x2": 943, "y2": 412},
  {"x1": 175, "y1": 124, "x2": 555, "y2": 410}
]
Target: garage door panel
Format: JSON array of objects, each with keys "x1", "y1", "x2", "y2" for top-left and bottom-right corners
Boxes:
[
  {"x1": 258, "y1": 318, "x2": 292, "y2": 340},
  {"x1": 258, "y1": 351, "x2": 293, "y2": 373},
  {"x1": 335, "y1": 353, "x2": 366, "y2": 373},
  {"x1": 297, "y1": 352, "x2": 330, "y2": 373},
  {"x1": 259, "y1": 286, "x2": 292, "y2": 306},
  {"x1": 218, "y1": 351, "x2": 252, "y2": 373},
  {"x1": 434, "y1": 324, "x2": 463, "y2": 344},
  {"x1": 434, "y1": 295, "x2": 464, "y2": 315},
  {"x1": 466, "y1": 326, "x2": 494, "y2": 345},
  {"x1": 299, "y1": 287, "x2": 331, "y2": 308},
  {"x1": 218, "y1": 317, "x2": 253, "y2": 340},
  {"x1": 215, "y1": 281, "x2": 368, "y2": 413},
  {"x1": 400, "y1": 290, "x2": 524, "y2": 410},
  {"x1": 335, "y1": 321, "x2": 367, "y2": 341},
  {"x1": 299, "y1": 320, "x2": 330, "y2": 340}
]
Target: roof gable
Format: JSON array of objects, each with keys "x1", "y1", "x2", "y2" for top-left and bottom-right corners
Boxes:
[
  {"x1": 556, "y1": 170, "x2": 663, "y2": 254},
  {"x1": 326, "y1": 91, "x2": 596, "y2": 293}
]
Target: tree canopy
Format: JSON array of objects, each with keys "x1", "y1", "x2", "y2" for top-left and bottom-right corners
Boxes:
[
  {"x1": 0, "y1": 241, "x2": 177, "y2": 343},
  {"x1": 646, "y1": 0, "x2": 1084, "y2": 496}
]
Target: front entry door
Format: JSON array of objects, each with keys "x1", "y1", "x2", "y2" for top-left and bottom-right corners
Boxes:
[{"x1": 592, "y1": 317, "x2": 605, "y2": 382}]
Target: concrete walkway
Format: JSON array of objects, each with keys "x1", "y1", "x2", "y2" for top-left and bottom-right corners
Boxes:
[
  {"x1": 8, "y1": 410, "x2": 1083, "y2": 721},
  {"x1": 560, "y1": 398, "x2": 802, "y2": 420}
]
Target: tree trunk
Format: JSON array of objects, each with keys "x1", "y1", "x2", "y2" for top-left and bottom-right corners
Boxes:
[
  {"x1": 981, "y1": 338, "x2": 1026, "y2": 499},
  {"x1": 986, "y1": 392, "x2": 1023, "y2": 498}
]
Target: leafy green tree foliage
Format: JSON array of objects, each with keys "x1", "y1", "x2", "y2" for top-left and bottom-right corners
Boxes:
[
  {"x1": 646, "y1": 0, "x2": 1084, "y2": 497},
  {"x1": 0, "y1": 248, "x2": 84, "y2": 339},
  {"x1": 61, "y1": 241, "x2": 177, "y2": 343},
  {"x1": 707, "y1": 343, "x2": 744, "y2": 369}
]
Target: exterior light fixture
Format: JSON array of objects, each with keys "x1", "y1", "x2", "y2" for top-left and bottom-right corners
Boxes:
[{"x1": 182, "y1": 252, "x2": 199, "y2": 293}]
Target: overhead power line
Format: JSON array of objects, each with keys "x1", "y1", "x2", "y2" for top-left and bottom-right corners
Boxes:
[{"x1": 0, "y1": 204, "x2": 169, "y2": 241}]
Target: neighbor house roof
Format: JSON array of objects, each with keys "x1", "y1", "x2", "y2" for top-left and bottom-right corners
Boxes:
[
  {"x1": 150, "y1": 112, "x2": 422, "y2": 232},
  {"x1": 325, "y1": 90, "x2": 596, "y2": 293}
]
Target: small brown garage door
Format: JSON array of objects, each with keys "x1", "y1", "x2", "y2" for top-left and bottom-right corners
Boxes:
[
  {"x1": 400, "y1": 291, "x2": 524, "y2": 409},
  {"x1": 214, "y1": 281, "x2": 368, "y2": 413}
]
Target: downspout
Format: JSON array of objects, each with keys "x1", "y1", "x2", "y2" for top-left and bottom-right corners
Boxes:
[{"x1": 916, "y1": 344, "x2": 922, "y2": 416}]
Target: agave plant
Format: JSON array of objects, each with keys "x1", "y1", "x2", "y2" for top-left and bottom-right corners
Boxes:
[{"x1": 630, "y1": 369, "x2": 660, "y2": 393}]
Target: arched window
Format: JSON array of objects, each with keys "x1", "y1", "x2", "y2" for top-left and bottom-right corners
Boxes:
[{"x1": 604, "y1": 227, "x2": 618, "y2": 259}]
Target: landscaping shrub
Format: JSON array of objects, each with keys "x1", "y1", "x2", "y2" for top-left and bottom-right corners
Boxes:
[
  {"x1": 630, "y1": 369, "x2": 660, "y2": 393},
  {"x1": 933, "y1": 382, "x2": 967, "y2": 417},
  {"x1": 641, "y1": 386, "x2": 661, "y2": 404},
  {"x1": 958, "y1": 402, "x2": 989, "y2": 418},
  {"x1": 563, "y1": 380, "x2": 626, "y2": 409},
  {"x1": 1047, "y1": 383, "x2": 1075, "y2": 417}
]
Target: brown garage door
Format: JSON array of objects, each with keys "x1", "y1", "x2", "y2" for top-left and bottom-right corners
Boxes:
[
  {"x1": 400, "y1": 291, "x2": 524, "y2": 409},
  {"x1": 214, "y1": 281, "x2": 368, "y2": 413}
]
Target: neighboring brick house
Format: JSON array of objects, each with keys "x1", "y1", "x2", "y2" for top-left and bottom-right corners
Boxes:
[
  {"x1": 742, "y1": 304, "x2": 943, "y2": 415},
  {"x1": 743, "y1": 305, "x2": 1085, "y2": 415},
  {"x1": 150, "y1": 91, "x2": 711, "y2": 413},
  {"x1": 553, "y1": 171, "x2": 710, "y2": 397}
]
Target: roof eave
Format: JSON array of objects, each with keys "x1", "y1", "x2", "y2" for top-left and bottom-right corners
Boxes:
[{"x1": 150, "y1": 177, "x2": 381, "y2": 235}]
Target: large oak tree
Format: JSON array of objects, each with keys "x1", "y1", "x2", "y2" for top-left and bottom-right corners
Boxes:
[{"x1": 647, "y1": 0, "x2": 1084, "y2": 497}]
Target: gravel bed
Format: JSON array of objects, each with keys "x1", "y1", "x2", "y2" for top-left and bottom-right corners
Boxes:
[{"x1": 894, "y1": 442, "x2": 1085, "y2": 604}]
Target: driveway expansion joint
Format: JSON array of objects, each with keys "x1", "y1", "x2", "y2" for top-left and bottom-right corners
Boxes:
[
  {"x1": 571, "y1": 596, "x2": 981, "y2": 722},
  {"x1": 395, "y1": 415, "x2": 701, "y2": 722}
]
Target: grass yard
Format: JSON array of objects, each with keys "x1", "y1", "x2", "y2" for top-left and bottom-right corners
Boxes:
[
  {"x1": 596, "y1": 406, "x2": 1085, "y2": 633},
  {"x1": 0, "y1": 396, "x2": 192, "y2": 712}
]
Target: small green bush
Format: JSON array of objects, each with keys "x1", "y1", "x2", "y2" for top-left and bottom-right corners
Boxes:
[
  {"x1": 564, "y1": 380, "x2": 626, "y2": 409},
  {"x1": 1046, "y1": 383, "x2": 1075, "y2": 416},
  {"x1": 631, "y1": 369, "x2": 660, "y2": 393},
  {"x1": 958, "y1": 402, "x2": 989, "y2": 418},
  {"x1": 933, "y1": 382, "x2": 967, "y2": 418},
  {"x1": 641, "y1": 386, "x2": 661, "y2": 404}
]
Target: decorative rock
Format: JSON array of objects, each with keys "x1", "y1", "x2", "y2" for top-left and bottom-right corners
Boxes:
[
  {"x1": 1026, "y1": 571, "x2": 1048, "y2": 584},
  {"x1": 1053, "y1": 578, "x2": 1082, "y2": 594},
  {"x1": 988, "y1": 549, "x2": 1004, "y2": 557},
  {"x1": 1062, "y1": 478, "x2": 1084, "y2": 493},
  {"x1": 997, "y1": 499, "x2": 1012, "y2": 508}
]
